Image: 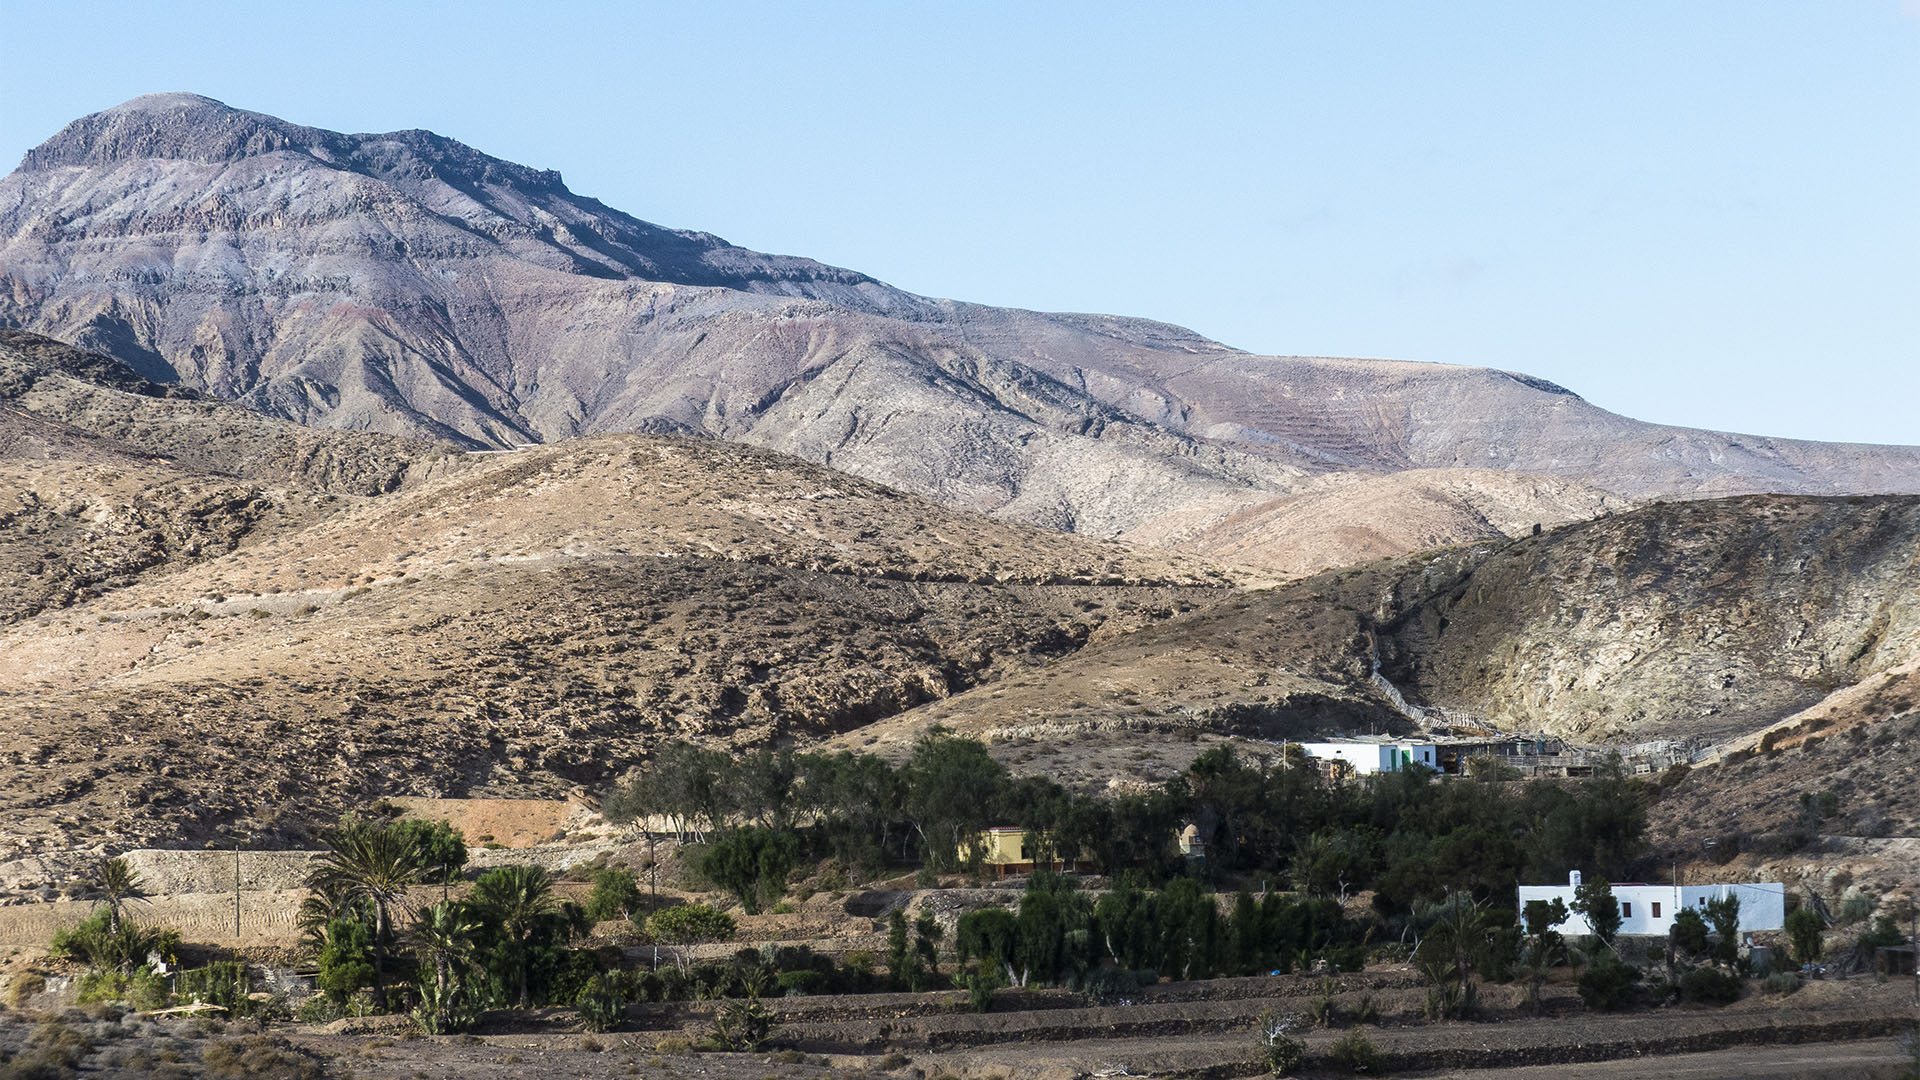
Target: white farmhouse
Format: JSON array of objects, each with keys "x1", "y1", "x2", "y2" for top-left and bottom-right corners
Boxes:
[
  {"x1": 1296, "y1": 739, "x2": 1438, "y2": 775},
  {"x1": 1518, "y1": 871, "x2": 1786, "y2": 937}
]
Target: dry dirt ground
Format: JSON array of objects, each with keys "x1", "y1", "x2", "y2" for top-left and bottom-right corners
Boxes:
[
  {"x1": 7, "y1": 971, "x2": 1907, "y2": 1079},
  {"x1": 1425, "y1": 1039, "x2": 1913, "y2": 1079}
]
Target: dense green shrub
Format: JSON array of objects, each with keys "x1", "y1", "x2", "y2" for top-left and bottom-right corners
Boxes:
[
  {"x1": 1858, "y1": 915, "x2": 1906, "y2": 951},
  {"x1": 776, "y1": 970, "x2": 825, "y2": 995},
  {"x1": 702, "y1": 828, "x2": 799, "y2": 914},
  {"x1": 50, "y1": 909, "x2": 179, "y2": 973},
  {"x1": 575, "y1": 972, "x2": 631, "y2": 1032},
  {"x1": 1577, "y1": 954, "x2": 1641, "y2": 1011},
  {"x1": 1671, "y1": 908, "x2": 1710, "y2": 958},
  {"x1": 389, "y1": 818, "x2": 467, "y2": 884},
  {"x1": 316, "y1": 914, "x2": 376, "y2": 1007},
  {"x1": 583, "y1": 869, "x2": 642, "y2": 923},
  {"x1": 1785, "y1": 907, "x2": 1826, "y2": 963},
  {"x1": 1081, "y1": 966, "x2": 1140, "y2": 1004},
  {"x1": 954, "y1": 963, "x2": 1007, "y2": 1012},
  {"x1": 647, "y1": 904, "x2": 736, "y2": 950},
  {"x1": 1703, "y1": 896, "x2": 1742, "y2": 965},
  {"x1": 1324, "y1": 1029, "x2": 1384, "y2": 1073},
  {"x1": 1678, "y1": 966, "x2": 1742, "y2": 1005},
  {"x1": 74, "y1": 966, "x2": 169, "y2": 1011}
]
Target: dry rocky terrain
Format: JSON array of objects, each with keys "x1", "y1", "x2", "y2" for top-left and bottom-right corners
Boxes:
[
  {"x1": 3, "y1": 330, "x2": 1917, "y2": 874},
  {"x1": 5, "y1": 927, "x2": 1913, "y2": 1079},
  {"x1": 0, "y1": 334, "x2": 1242, "y2": 859},
  {"x1": 838, "y1": 495, "x2": 1920, "y2": 755}
]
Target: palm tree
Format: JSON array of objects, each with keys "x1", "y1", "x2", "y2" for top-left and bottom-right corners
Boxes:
[
  {"x1": 470, "y1": 865, "x2": 559, "y2": 1008},
  {"x1": 93, "y1": 857, "x2": 150, "y2": 935},
  {"x1": 305, "y1": 819, "x2": 425, "y2": 1010},
  {"x1": 296, "y1": 878, "x2": 366, "y2": 951},
  {"x1": 410, "y1": 900, "x2": 483, "y2": 1033}
]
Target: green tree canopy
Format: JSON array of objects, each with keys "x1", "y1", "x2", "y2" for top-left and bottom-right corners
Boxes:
[
  {"x1": 584, "y1": 868, "x2": 643, "y2": 923},
  {"x1": 701, "y1": 827, "x2": 798, "y2": 914},
  {"x1": 902, "y1": 728, "x2": 1009, "y2": 870},
  {"x1": 470, "y1": 864, "x2": 563, "y2": 1008},
  {"x1": 646, "y1": 903, "x2": 737, "y2": 962},
  {"x1": 306, "y1": 816, "x2": 427, "y2": 1009},
  {"x1": 1785, "y1": 906, "x2": 1825, "y2": 964},
  {"x1": 1572, "y1": 878, "x2": 1622, "y2": 946}
]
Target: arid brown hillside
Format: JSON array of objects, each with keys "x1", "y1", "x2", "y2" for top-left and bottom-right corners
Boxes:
[
  {"x1": 1123, "y1": 467, "x2": 1633, "y2": 578},
  {"x1": 1, "y1": 330, "x2": 460, "y2": 622},
  {"x1": 0, "y1": 431, "x2": 1236, "y2": 857},
  {"x1": 3, "y1": 399, "x2": 1915, "y2": 869},
  {"x1": 837, "y1": 496, "x2": 1920, "y2": 796},
  {"x1": 1, "y1": 329, "x2": 455, "y2": 493}
]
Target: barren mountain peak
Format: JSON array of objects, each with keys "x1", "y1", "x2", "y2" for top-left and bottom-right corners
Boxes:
[
  {"x1": 5, "y1": 94, "x2": 1918, "y2": 578},
  {"x1": 20, "y1": 91, "x2": 331, "y2": 170}
]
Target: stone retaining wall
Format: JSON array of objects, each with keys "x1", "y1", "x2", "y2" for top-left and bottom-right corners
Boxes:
[{"x1": 122, "y1": 849, "x2": 325, "y2": 895}]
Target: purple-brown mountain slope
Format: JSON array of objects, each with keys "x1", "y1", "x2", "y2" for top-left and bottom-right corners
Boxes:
[{"x1": 4, "y1": 94, "x2": 1917, "y2": 549}]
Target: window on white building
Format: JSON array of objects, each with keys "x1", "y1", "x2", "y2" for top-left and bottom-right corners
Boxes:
[
  {"x1": 1652, "y1": 902, "x2": 1662, "y2": 918},
  {"x1": 1622, "y1": 902, "x2": 1632, "y2": 917}
]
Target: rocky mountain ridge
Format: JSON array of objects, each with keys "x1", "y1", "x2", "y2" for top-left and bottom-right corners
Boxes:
[{"x1": 5, "y1": 94, "x2": 1918, "y2": 577}]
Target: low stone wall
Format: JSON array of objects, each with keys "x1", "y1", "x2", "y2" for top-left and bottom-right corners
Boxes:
[
  {"x1": 122, "y1": 849, "x2": 325, "y2": 895},
  {"x1": 469, "y1": 841, "x2": 622, "y2": 875},
  {"x1": 5, "y1": 841, "x2": 632, "y2": 902},
  {"x1": 0, "y1": 848, "x2": 323, "y2": 902},
  {"x1": 0, "y1": 889, "x2": 310, "y2": 948}
]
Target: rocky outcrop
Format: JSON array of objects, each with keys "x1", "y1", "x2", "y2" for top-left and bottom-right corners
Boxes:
[
  {"x1": 859, "y1": 494, "x2": 1920, "y2": 755},
  {"x1": 1375, "y1": 494, "x2": 1920, "y2": 742}
]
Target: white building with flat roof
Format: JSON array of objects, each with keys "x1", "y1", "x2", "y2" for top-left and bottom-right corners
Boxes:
[
  {"x1": 1518, "y1": 871, "x2": 1786, "y2": 937},
  {"x1": 1296, "y1": 740, "x2": 1438, "y2": 775}
]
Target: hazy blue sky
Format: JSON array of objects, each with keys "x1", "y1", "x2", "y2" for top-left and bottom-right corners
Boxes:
[{"x1": 5, "y1": 1, "x2": 1916, "y2": 444}]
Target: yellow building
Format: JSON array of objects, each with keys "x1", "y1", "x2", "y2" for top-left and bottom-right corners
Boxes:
[{"x1": 969, "y1": 826, "x2": 1094, "y2": 877}]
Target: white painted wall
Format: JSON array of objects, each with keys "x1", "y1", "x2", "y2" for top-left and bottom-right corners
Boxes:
[
  {"x1": 1297, "y1": 742, "x2": 1437, "y2": 774},
  {"x1": 1518, "y1": 877, "x2": 1786, "y2": 936},
  {"x1": 1679, "y1": 882, "x2": 1786, "y2": 933}
]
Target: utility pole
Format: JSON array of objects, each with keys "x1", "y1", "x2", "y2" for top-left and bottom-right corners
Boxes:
[
  {"x1": 1666, "y1": 863, "x2": 1681, "y2": 980},
  {"x1": 648, "y1": 826, "x2": 659, "y2": 970},
  {"x1": 232, "y1": 836, "x2": 242, "y2": 939}
]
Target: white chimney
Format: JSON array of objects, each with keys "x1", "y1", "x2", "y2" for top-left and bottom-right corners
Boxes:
[{"x1": 1570, "y1": 870, "x2": 1583, "y2": 888}]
